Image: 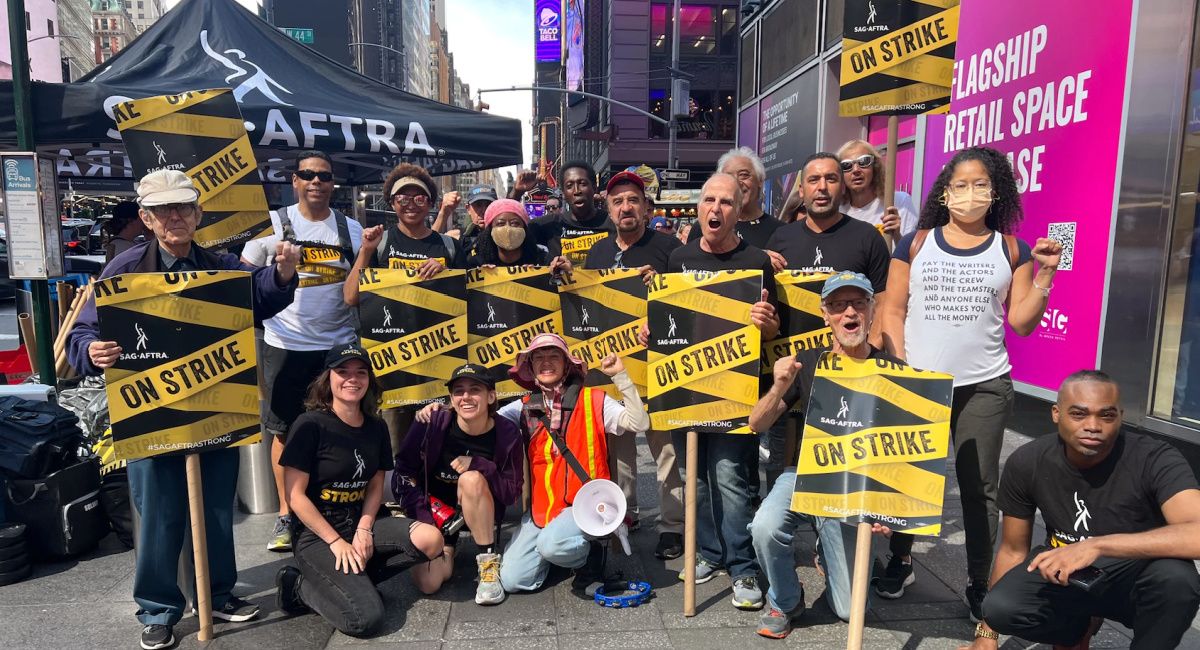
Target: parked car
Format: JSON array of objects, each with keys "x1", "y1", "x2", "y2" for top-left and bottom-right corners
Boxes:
[{"x1": 62, "y1": 224, "x2": 91, "y2": 256}]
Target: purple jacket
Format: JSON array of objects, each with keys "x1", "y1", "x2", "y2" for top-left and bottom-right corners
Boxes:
[
  {"x1": 67, "y1": 240, "x2": 298, "y2": 377},
  {"x1": 391, "y1": 408, "x2": 523, "y2": 526}
]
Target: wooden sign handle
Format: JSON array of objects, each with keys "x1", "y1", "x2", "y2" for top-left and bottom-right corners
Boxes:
[
  {"x1": 186, "y1": 453, "x2": 214, "y2": 642},
  {"x1": 682, "y1": 430, "x2": 698, "y2": 616},
  {"x1": 845, "y1": 521, "x2": 874, "y2": 650}
]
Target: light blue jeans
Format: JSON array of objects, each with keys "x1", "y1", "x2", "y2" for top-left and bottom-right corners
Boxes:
[
  {"x1": 749, "y1": 469, "x2": 860, "y2": 621},
  {"x1": 499, "y1": 510, "x2": 592, "y2": 592}
]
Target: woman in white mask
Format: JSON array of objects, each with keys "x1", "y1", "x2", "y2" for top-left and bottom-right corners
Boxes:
[
  {"x1": 464, "y1": 198, "x2": 550, "y2": 268},
  {"x1": 874, "y1": 146, "x2": 1062, "y2": 622}
]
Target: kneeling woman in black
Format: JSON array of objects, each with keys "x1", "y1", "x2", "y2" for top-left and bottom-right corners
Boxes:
[{"x1": 275, "y1": 344, "x2": 442, "y2": 637}]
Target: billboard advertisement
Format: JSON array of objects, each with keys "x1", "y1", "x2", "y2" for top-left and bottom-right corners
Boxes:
[
  {"x1": 921, "y1": 0, "x2": 1134, "y2": 393},
  {"x1": 535, "y1": 0, "x2": 562, "y2": 63},
  {"x1": 565, "y1": 0, "x2": 585, "y2": 92}
]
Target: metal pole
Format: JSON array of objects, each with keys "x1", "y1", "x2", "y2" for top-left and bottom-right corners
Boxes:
[
  {"x1": 8, "y1": 0, "x2": 57, "y2": 387},
  {"x1": 666, "y1": 0, "x2": 681, "y2": 185}
]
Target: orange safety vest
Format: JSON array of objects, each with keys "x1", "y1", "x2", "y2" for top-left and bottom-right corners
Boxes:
[{"x1": 524, "y1": 387, "x2": 610, "y2": 528}]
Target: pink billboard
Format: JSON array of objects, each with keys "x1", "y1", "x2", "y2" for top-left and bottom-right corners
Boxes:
[{"x1": 921, "y1": 0, "x2": 1134, "y2": 393}]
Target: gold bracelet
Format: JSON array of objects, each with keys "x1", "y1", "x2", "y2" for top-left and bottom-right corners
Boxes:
[{"x1": 974, "y1": 623, "x2": 999, "y2": 640}]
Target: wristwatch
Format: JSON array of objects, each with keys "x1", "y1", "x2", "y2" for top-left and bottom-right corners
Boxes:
[{"x1": 974, "y1": 622, "x2": 999, "y2": 640}]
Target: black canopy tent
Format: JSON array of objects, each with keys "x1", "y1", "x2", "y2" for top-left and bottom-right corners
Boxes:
[{"x1": 0, "y1": 0, "x2": 522, "y2": 185}]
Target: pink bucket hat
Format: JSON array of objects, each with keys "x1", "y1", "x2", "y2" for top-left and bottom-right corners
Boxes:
[
  {"x1": 484, "y1": 198, "x2": 530, "y2": 228},
  {"x1": 508, "y1": 333, "x2": 587, "y2": 391}
]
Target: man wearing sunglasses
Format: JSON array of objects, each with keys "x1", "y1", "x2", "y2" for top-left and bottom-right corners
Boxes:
[
  {"x1": 66, "y1": 169, "x2": 300, "y2": 650},
  {"x1": 241, "y1": 150, "x2": 364, "y2": 553},
  {"x1": 837, "y1": 140, "x2": 919, "y2": 239}
]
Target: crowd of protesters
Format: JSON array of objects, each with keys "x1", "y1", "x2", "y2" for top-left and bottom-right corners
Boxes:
[{"x1": 65, "y1": 140, "x2": 1200, "y2": 650}]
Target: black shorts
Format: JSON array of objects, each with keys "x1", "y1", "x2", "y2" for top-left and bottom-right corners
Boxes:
[{"x1": 262, "y1": 344, "x2": 329, "y2": 437}]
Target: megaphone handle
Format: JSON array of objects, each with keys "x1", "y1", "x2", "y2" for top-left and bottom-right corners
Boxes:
[{"x1": 616, "y1": 524, "x2": 632, "y2": 556}]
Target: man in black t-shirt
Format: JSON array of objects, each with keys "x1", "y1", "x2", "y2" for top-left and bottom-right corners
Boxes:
[
  {"x1": 765, "y1": 153, "x2": 889, "y2": 315},
  {"x1": 688, "y1": 147, "x2": 784, "y2": 259},
  {"x1": 964, "y1": 371, "x2": 1200, "y2": 650},
  {"x1": 530, "y1": 161, "x2": 614, "y2": 265},
  {"x1": 747, "y1": 272, "x2": 897, "y2": 638},
  {"x1": 655, "y1": 172, "x2": 780, "y2": 611},
  {"x1": 583, "y1": 170, "x2": 685, "y2": 561}
]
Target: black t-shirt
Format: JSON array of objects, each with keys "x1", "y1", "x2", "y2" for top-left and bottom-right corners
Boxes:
[
  {"x1": 279, "y1": 411, "x2": 395, "y2": 519},
  {"x1": 531, "y1": 211, "x2": 615, "y2": 265},
  {"x1": 373, "y1": 227, "x2": 458, "y2": 270},
  {"x1": 765, "y1": 215, "x2": 890, "y2": 293},
  {"x1": 667, "y1": 238, "x2": 777, "y2": 298},
  {"x1": 584, "y1": 229, "x2": 681, "y2": 273},
  {"x1": 688, "y1": 213, "x2": 784, "y2": 251},
  {"x1": 430, "y1": 420, "x2": 498, "y2": 506},
  {"x1": 780, "y1": 346, "x2": 898, "y2": 414},
  {"x1": 997, "y1": 433, "x2": 1198, "y2": 548}
]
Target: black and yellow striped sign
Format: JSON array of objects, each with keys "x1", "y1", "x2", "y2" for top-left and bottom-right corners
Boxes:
[
  {"x1": 466, "y1": 266, "x2": 563, "y2": 399},
  {"x1": 115, "y1": 89, "x2": 271, "y2": 248},
  {"x1": 839, "y1": 0, "x2": 959, "y2": 117},
  {"x1": 765, "y1": 270, "x2": 833, "y2": 367},
  {"x1": 647, "y1": 271, "x2": 762, "y2": 434},
  {"x1": 559, "y1": 269, "x2": 647, "y2": 400},
  {"x1": 791, "y1": 352, "x2": 953, "y2": 535},
  {"x1": 95, "y1": 271, "x2": 260, "y2": 461},
  {"x1": 358, "y1": 268, "x2": 468, "y2": 407}
]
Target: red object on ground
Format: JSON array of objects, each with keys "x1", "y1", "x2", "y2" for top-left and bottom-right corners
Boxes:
[{"x1": 0, "y1": 347, "x2": 33, "y2": 384}]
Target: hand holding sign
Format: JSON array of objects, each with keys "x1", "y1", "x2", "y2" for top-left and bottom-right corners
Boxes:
[{"x1": 88, "y1": 340, "x2": 123, "y2": 369}]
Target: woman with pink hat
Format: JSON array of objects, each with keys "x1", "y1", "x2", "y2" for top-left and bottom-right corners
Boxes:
[
  {"x1": 462, "y1": 198, "x2": 551, "y2": 268},
  {"x1": 416, "y1": 332, "x2": 649, "y2": 598}
]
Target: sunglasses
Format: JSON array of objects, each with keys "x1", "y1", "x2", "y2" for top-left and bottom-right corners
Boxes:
[
  {"x1": 294, "y1": 169, "x2": 334, "y2": 182},
  {"x1": 392, "y1": 194, "x2": 431, "y2": 207},
  {"x1": 839, "y1": 155, "x2": 875, "y2": 172}
]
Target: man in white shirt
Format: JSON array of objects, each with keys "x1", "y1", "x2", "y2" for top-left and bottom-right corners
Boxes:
[{"x1": 240, "y1": 150, "x2": 363, "y2": 552}]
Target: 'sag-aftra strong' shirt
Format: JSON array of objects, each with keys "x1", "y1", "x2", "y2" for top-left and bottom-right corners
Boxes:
[{"x1": 280, "y1": 411, "x2": 394, "y2": 519}]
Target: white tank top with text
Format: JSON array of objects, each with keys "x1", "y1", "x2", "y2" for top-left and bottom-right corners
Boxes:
[{"x1": 904, "y1": 229, "x2": 1012, "y2": 387}]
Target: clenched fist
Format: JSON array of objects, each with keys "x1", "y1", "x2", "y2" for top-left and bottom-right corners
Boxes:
[{"x1": 274, "y1": 241, "x2": 302, "y2": 284}]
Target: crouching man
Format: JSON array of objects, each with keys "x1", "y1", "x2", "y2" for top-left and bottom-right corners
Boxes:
[{"x1": 963, "y1": 370, "x2": 1200, "y2": 650}]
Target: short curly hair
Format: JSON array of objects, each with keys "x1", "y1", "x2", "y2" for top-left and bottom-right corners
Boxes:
[
  {"x1": 382, "y1": 162, "x2": 438, "y2": 206},
  {"x1": 919, "y1": 146, "x2": 1024, "y2": 234}
]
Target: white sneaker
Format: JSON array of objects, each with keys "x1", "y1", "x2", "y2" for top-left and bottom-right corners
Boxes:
[{"x1": 475, "y1": 553, "x2": 505, "y2": 605}]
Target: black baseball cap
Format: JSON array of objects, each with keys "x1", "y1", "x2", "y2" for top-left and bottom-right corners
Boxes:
[
  {"x1": 445, "y1": 363, "x2": 496, "y2": 389},
  {"x1": 467, "y1": 184, "x2": 498, "y2": 204},
  {"x1": 325, "y1": 343, "x2": 371, "y2": 370}
]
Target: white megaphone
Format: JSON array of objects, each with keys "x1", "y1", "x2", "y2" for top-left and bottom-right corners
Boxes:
[{"x1": 572, "y1": 479, "x2": 632, "y2": 555}]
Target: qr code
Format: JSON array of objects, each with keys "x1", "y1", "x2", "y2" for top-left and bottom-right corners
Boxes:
[{"x1": 1047, "y1": 222, "x2": 1075, "y2": 271}]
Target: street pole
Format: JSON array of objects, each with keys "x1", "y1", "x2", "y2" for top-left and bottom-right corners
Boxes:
[
  {"x1": 7, "y1": 0, "x2": 57, "y2": 387},
  {"x1": 666, "y1": 0, "x2": 682, "y2": 188}
]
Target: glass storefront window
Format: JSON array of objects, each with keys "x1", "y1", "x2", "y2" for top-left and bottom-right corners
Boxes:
[
  {"x1": 1152, "y1": 22, "x2": 1200, "y2": 423},
  {"x1": 649, "y1": 3, "x2": 739, "y2": 56},
  {"x1": 649, "y1": 87, "x2": 736, "y2": 139}
]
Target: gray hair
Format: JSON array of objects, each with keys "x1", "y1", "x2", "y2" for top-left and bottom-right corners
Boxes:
[
  {"x1": 717, "y1": 146, "x2": 766, "y2": 184},
  {"x1": 700, "y1": 172, "x2": 743, "y2": 206}
]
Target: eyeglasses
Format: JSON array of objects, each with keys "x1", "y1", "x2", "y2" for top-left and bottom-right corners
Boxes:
[
  {"x1": 294, "y1": 169, "x2": 333, "y2": 182},
  {"x1": 392, "y1": 194, "x2": 430, "y2": 208},
  {"x1": 823, "y1": 298, "x2": 871, "y2": 313},
  {"x1": 146, "y1": 203, "x2": 197, "y2": 219},
  {"x1": 839, "y1": 155, "x2": 874, "y2": 172},
  {"x1": 545, "y1": 203, "x2": 561, "y2": 210},
  {"x1": 947, "y1": 182, "x2": 994, "y2": 196}
]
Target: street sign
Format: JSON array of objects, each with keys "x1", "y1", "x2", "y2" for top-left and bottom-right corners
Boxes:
[
  {"x1": 279, "y1": 27, "x2": 314, "y2": 44},
  {"x1": 658, "y1": 168, "x2": 690, "y2": 182},
  {"x1": 0, "y1": 153, "x2": 64, "y2": 279}
]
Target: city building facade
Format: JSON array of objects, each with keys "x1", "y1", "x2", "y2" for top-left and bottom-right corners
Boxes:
[
  {"x1": 57, "y1": 0, "x2": 95, "y2": 81},
  {"x1": 1, "y1": 0, "x2": 64, "y2": 82},
  {"x1": 90, "y1": 0, "x2": 137, "y2": 64}
]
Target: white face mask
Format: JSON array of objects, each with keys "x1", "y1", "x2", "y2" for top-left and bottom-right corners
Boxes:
[
  {"x1": 491, "y1": 224, "x2": 526, "y2": 250},
  {"x1": 944, "y1": 188, "x2": 993, "y2": 220}
]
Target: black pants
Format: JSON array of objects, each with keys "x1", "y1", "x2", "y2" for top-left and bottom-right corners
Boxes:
[
  {"x1": 293, "y1": 512, "x2": 427, "y2": 637},
  {"x1": 262, "y1": 344, "x2": 329, "y2": 437},
  {"x1": 983, "y1": 546, "x2": 1200, "y2": 649},
  {"x1": 890, "y1": 374, "x2": 1013, "y2": 581}
]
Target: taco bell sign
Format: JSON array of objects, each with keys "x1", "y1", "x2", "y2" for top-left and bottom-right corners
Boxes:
[{"x1": 535, "y1": 0, "x2": 561, "y2": 63}]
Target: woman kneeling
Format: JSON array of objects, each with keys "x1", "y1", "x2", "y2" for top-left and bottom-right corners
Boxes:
[
  {"x1": 393, "y1": 364, "x2": 523, "y2": 605},
  {"x1": 275, "y1": 344, "x2": 442, "y2": 637}
]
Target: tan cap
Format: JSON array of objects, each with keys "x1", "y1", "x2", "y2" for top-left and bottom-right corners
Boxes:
[
  {"x1": 136, "y1": 169, "x2": 201, "y2": 207},
  {"x1": 388, "y1": 175, "x2": 431, "y2": 199}
]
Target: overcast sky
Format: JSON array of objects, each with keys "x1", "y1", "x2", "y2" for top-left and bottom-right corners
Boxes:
[{"x1": 166, "y1": 0, "x2": 534, "y2": 168}]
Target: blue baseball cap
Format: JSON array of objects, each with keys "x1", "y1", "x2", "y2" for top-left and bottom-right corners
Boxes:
[
  {"x1": 821, "y1": 271, "x2": 874, "y2": 299},
  {"x1": 467, "y1": 184, "x2": 498, "y2": 204},
  {"x1": 650, "y1": 217, "x2": 669, "y2": 229}
]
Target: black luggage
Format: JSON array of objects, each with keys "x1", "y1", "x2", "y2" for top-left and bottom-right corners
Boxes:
[
  {"x1": 0, "y1": 522, "x2": 31, "y2": 585},
  {"x1": 4, "y1": 458, "x2": 106, "y2": 558},
  {"x1": 0, "y1": 396, "x2": 83, "y2": 480}
]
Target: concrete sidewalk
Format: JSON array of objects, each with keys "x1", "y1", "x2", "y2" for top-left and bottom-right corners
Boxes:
[{"x1": 2, "y1": 426, "x2": 1199, "y2": 649}]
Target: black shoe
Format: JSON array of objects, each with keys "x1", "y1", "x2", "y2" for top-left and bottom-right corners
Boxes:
[
  {"x1": 276, "y1": 566, "x2": 309, "y2": 615},
  {"x1": 655, "y1": 532, "x2": 683, "y2": 560},
  {"x1": 140, "y1": 624, "x2": 174, "y2": 650},
  {"x1": 966, "y1": 579, "x2": 988, "y2": 623},
  {"x1": 571, "y1": 541, "x2": 607, "y2": 598},
  {"x1": 872, "y1": 554, "x2": 915, "y2": 599},
  {"x1": 210, "y1": 596, "x2": 261, "y2": 622}
]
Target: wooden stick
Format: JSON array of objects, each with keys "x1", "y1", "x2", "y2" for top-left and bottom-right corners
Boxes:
[
  {"x1": 17, "y1": 313, "x2": 36, "y2": 373},
  {"x1": 53, "y1": 281, "x2": 94, "y2": 377},
  {"x1": 682, "y1": 429, "x2": 698, "y2": 616},
  {"x1": 186, "y1": 454, "x2": 215, "y2": 642},
  {"x1": 56, "y1": 282, "x2": 71, "y2": 324},
  {"x1": 885, "y1": 115, "x2": 900, "y2": 251},
  {"x1": 845, "y1": 521, "x2": 874, "y2": 650}
]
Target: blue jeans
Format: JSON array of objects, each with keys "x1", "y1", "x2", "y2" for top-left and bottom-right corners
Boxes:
[
  {"x1": 672, "y1": 431, "x2": 759, "y2": 579},
  {"x1": 750, "y1": 469, "x2": 860, "y2": 620},
  {"x1": 499, "y1": 510, "x2": 591, "y2": 592},
  {"x1": 127, "y1": 448, "x2": 239, "y2": 626}
]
